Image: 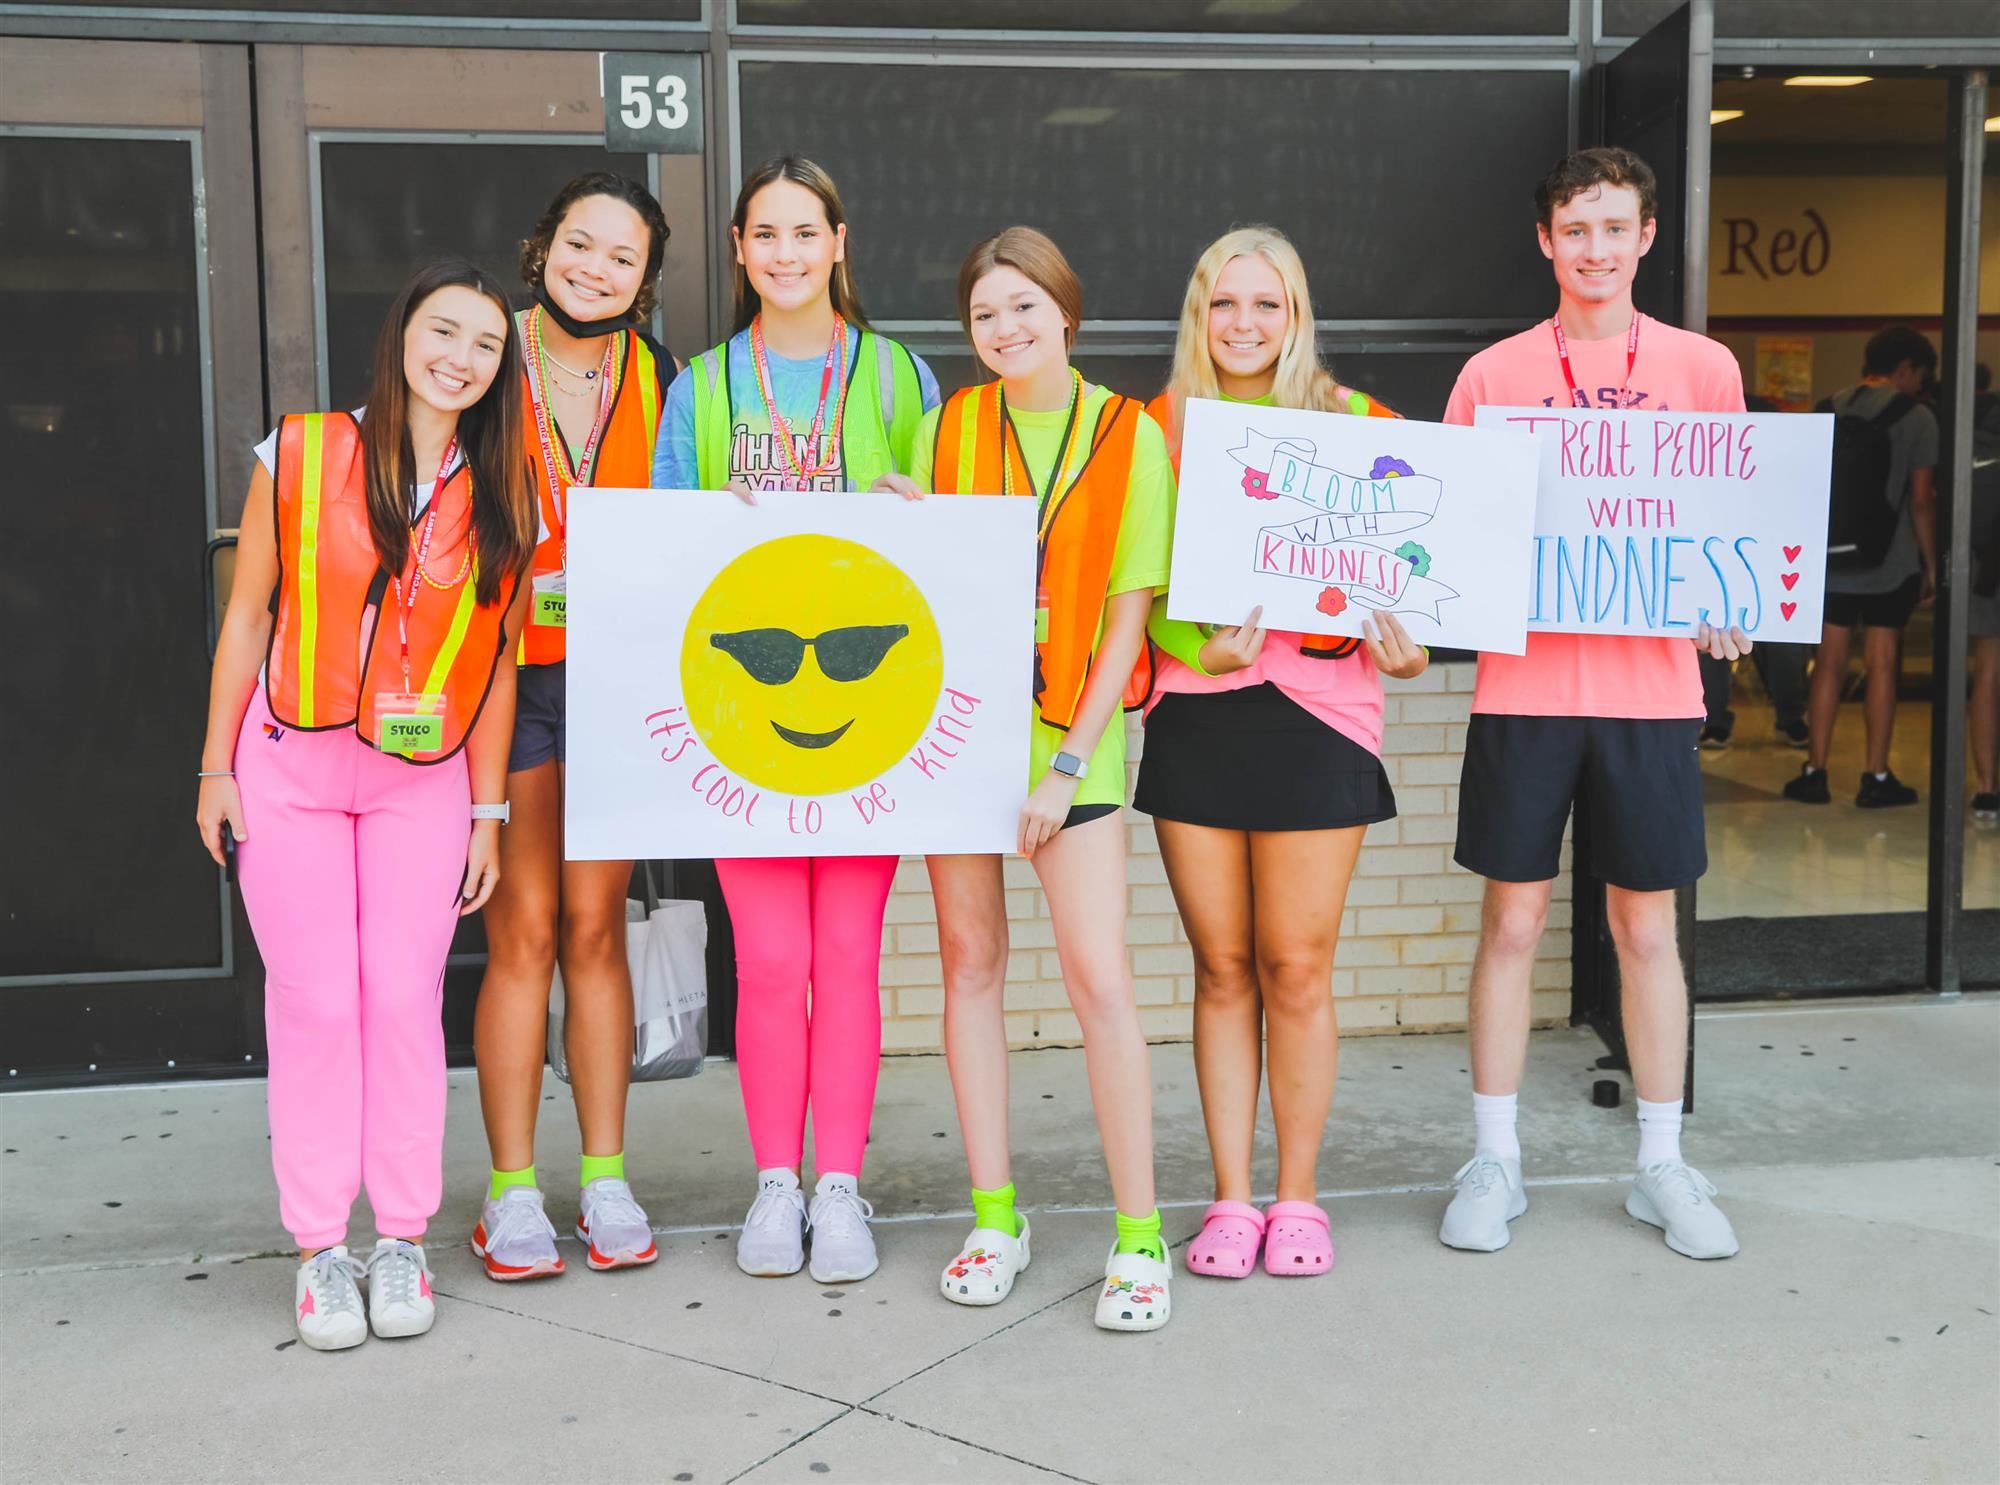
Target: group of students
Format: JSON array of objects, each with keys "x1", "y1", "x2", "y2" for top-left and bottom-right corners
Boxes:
[{"x1": 196, "y1": 144, "x2": 1749, "y2": 1355}]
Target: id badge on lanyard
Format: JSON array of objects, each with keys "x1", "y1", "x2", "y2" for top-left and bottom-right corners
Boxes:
[
  {"x1": 532, "y1": 570, "x2": 567, "y2": 628},
  {"x1": 377, "y1": 691, "x2": 447, "y2": 755}
]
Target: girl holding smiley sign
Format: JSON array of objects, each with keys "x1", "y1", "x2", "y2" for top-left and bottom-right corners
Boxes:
[
  {"x1": 652, "y1": 156, "x2": 942, "y2": 1287},
  {"x1": 882, "y1": 227, "x2": 1178, "y2": 1332}
]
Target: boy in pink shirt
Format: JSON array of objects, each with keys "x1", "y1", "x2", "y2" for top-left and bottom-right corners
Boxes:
[{"x1": 1438, "y1": 148, "x2": 1748, "y2": 1261}]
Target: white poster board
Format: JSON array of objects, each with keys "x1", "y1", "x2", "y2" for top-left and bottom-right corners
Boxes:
[
  {"x1": 1165, "y1": 397, "x2": 1542, "y2": 654},
  {"x1": 566, "y1": 489, "x2": 1035, "y2": 859},
  {"x1": 1473, "y1": 406, "x2": 1834, "y2": 639}
]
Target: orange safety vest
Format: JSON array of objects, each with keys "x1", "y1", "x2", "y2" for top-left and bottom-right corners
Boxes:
[
  {"x1": 932, "y1": 383, "x2": 1153, "y2": 729},
  {"x1": 265, "y1": 412, "x2": 516, "y2": 764},
  {"x1": 519, "y1": 323, "x2": 663, "y2": 666},
  {"x1": 1144, "y1": 387, "x2": 1400, "y2": 661}
]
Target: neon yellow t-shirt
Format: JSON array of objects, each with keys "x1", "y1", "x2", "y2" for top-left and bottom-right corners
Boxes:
[{"x1": 913, "y1": 383, "x2": 1173, "y2": 805}]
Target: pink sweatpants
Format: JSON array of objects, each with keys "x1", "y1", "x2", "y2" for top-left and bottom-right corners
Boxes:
[
  {"x1": 234, "y1": 690, "x2": 469, "y2": 1249},
  {"x1": 716, "y1": 855, "x2": 897, "y2": 1177}
]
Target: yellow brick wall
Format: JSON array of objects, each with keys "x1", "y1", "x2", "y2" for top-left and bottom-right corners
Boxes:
[{"x1": 879, "y1": 660, "x2": 1573, "y2": 1052}]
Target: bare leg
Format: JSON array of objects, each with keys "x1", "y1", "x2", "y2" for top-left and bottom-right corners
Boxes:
[
  {"x1": 1604, "y1": 886, "x2": 1687, "y2": 1104},
  {"x1": 557, "y1": 851, "x2": 638, "y2": 1161},
  {"x1": 1859, "y1": 624, "x2": 1901, "y2": 776},
  {"x1": 1971, "y1": 637, "x2": 2000, "y2": 794},
  {"x1": 1467, "y1": 878, "x2": 1554, "y2": 1097},
  {"x1": 473, "y1": 760, "x2": 562, "y2": 1173},
  {"x1": 1805, "y1": 623, "x2": 1853, "y2": 771},
  {"x1": 1032, "y1": 815, "x2": 1156, "y2": 1217},
  {"x1": 1156, "y1": 820, "x2": 1258, "y2": 1204},
  {"x1": 1250, "y1": 826, "x2": 1364, "y2": 1204},
  {"x1": 928, "y1": 854, "x2": 1011, "y2": 1191}
]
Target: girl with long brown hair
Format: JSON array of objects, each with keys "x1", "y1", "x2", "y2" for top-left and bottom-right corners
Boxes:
[
  {"x1": 196, "y1": 258, "x2": 534, "y2": 1350},
  {"x1": 651, "y1": 155, "x2": 939, "y2": 1286}
]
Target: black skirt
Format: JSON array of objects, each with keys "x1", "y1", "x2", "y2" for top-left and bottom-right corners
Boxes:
[{"x1": 1134, "y1": 683, "x2": 1396, "y2": 832}]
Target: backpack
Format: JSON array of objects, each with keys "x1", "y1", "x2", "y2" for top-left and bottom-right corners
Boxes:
[
  {"x1": 1818, "y1": 389, "x2": 1917, "y2": 572},
  {"x1": 1971, "y1": 410, "x2": 2000, "y2": 595}
]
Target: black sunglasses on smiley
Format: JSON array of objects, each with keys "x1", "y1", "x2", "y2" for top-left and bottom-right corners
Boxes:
[{"x1": 709, "y1": 624, "x2": 911, "y2": 685}]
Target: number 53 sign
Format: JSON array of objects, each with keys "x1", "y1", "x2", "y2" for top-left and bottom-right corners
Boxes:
[{"x1": 601, "y1": 53, "x2": 704, "y2": 154}]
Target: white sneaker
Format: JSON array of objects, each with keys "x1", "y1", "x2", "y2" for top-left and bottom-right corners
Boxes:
[
  {"x1": 940, "y1": 1217, "x2": 1031, "y2": 1307},
  {"x1": 364, "y1": 1239, "x2": 435, "y2": 1339},
  {"x1": 736, "y1": 1168, "x2": 807, "y2": 1277},
  {"x1": 294, "y1": 1246, "x2": 368, "y2": 1352},
  {"x1": 472, "y1": 1186, "x2": 565, "y2": 1281},
  {"x1": 1627, "y1": 1162, "x2": 1740, "y2": 1259},
  {"x1": 1439, "y1": 1153, "x2": 1528, "y2": 1252},
  {"x1": 577, "y1": 1178, "x2": 659, "y2": 1271},
  {"x1": 1094, "y1": 1244, "x2": 1172, "y2": 1332},
  {"x1": 807, "y1": 1174, "x2": 879, "y2": 1284}
]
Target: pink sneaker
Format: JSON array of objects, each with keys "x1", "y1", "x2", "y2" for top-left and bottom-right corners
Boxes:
[
  {"x1": 1263, "y1": 1202, "x2": 1334, "y2": 1276},
  {"x1": 1185, "y1": 1201, "x2": 1265, "y2": 1278}
]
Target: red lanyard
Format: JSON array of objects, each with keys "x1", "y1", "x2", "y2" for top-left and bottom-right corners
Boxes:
[
  {"x1": 751, "y1": 313, "x2": 848, "y2": 485},
  {"x1": 388, "y1": 436, "x2": 459, "y2": 693},
  {"x1": 1552, "y1": 312, "x2": 1643, "y2": 409},
  {"x1": 524, "y1": 306, "x2": 618, "y2": 566}
]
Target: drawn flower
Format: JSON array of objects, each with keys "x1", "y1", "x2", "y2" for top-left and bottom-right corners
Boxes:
[
  {"x1": 1241, "y1": 467, "x2": 1277, "y2": 500},
  {"x1": 1370, "y1": 456, "x2": 1415, "y2": 480},
  {"x1": 1395, "y1": 541, "x2": 1432, "y2": 577},
  {"x1": 1315, "y1": 587, "x2": 1349, "y2": 618}
]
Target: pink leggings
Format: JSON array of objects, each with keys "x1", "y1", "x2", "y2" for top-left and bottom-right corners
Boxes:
[
  {"x1": 234, "y1": 690, "x2": 469, "y2": 1249},
  {"x1": 716, "y1": 854, "x2": 897, "y2": 1177}
]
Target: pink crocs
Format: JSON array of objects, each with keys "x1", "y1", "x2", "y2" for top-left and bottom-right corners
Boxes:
[
  {"x1": 1263, "y1": 1202, "x2": 1334, "y2": 1276},
  {"x1": 1186, "y1": 1201, "x2": 1265, "y2": 1278}
]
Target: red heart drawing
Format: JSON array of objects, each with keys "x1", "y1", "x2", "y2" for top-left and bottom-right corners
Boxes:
[
  {"x1": 1781, "y1": 602, "x2": 1798, "y2": 621},
  {"x1": 1781, "y1": 572, "x2": 1800, "y2": 591},
  {"x1": 1783, "y1": 545, "x2": 1803, "y2": 563}
]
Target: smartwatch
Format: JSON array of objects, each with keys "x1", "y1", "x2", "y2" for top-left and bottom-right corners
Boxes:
[
  {"x1": 1050, "y1": 751, "x2": 1089, "y2": 781},
  {"x1": 470, "y1": 801, "x2": 510, "y2": 823}
]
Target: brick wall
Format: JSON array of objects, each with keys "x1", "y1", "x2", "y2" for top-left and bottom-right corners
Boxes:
[{"x1": 879, "y1": 660, "x2": 1573, "y2": 1052}]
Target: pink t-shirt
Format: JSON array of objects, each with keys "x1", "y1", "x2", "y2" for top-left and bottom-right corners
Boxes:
[
  {"x1": 1148, "y1": 636, "x2": 1385, "y2": 756},
  {"x1": 1443, "y1": 314, "x2": 1747, "y2": 718}
]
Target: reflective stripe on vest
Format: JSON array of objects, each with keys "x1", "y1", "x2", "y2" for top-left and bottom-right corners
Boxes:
[
  {"x1": 295, "y1": 414, "x2": 326, "y2": 726},
  {"x1": 691, "y1": 329, "x2": 923, "y2": 491},
  {"x1": 933, "y1": 383, "x2": 1149, "y2": 728}
]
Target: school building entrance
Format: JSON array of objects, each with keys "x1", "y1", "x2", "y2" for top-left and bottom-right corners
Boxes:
[{"x1": 3, "y1": 1, "x2": 1994, "y2": 1085}]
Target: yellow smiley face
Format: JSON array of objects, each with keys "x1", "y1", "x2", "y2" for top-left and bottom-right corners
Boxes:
[{"x1": 681, "y1": 534, "x2": 944, "y2": 795}]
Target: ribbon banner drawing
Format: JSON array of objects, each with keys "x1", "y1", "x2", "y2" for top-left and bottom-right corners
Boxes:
[
  {"x1": 1229, "y1": 432, "x2": 1460, "y2": 619},
  {"x1": 1165, "y1": 398, "x2": 1542, "y2": 653}
]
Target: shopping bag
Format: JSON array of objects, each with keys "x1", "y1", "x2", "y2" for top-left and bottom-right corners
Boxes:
[{"x1": 548, "y1": 862, "x2": 708, "y2": 1084}]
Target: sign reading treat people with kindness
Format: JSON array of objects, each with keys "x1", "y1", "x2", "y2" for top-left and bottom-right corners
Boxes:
[
  {"x1": 565, "y1": 490, "x2": 1034, "y2": 859},
  {"x1": 1474, "y1": 407, "x2": 1834, "y2": 638},
  {"x1": 1166, "y1": 397, "x2": 1542, "y2": 653}
]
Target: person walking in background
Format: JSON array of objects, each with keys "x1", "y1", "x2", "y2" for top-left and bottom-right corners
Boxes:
[{"x1": 1785, "y1": 326, "x2": 1939, "y2": 808}]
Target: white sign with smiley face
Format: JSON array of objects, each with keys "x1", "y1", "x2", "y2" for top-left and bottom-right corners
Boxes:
[{"x1": 565, "y1": 488, "x2": 1035, "y2": 860}]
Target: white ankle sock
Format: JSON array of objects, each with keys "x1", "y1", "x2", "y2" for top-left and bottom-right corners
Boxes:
[
  {"x1": 1635, "y1": 1096, "x2": 1684, "y2": 1168},
  {"x1": 1472, "y1": 1091, "x2": 1520, "y2": 1161}
]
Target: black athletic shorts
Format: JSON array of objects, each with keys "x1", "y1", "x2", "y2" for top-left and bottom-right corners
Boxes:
[
  {"x1": 1823, "y1": 574, "x2": 1924, "y2": 631},
  {"x1": 1454, "y1": 714, "x2": 1706, "y2": 892}
]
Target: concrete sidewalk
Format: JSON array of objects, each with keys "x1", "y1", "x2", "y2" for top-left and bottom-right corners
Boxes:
[{"x1": 3, "y1": 996, "x2": 1996, "y2": 1484}]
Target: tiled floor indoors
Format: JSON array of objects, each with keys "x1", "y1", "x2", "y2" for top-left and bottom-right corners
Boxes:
[{"x1": 1698, "y1": 697, "x2": 2000, "y2": 921}]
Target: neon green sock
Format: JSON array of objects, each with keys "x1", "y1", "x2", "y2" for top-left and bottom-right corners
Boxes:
[
  {"x1": 1114, "y1": 1208, "x2": 1165, "y2": 1263},
  {"x1": 488, "y1": 1165, "x2": 536, "y2": 1201},
  {"x1": 580, "y1": 1151, "x2": 626, "y2": 1187},
  {"x1": 970, "y1": 1183, "x2": 1022, "y2": 1237}
]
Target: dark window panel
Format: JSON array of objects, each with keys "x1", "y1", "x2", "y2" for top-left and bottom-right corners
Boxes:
[
  {"x1": 741, "y1": 63, "x2": 1566, "y2": 325},
  {"x1": 0, "y1": 136, "x2": 220, "y2": 976},
  {"x1": 31, "y1": 0, "x2": 701, "y2": 16},
  {"x1": 737, "y1": 0, "x2": 1569, "y2": 35},
  {"x1": 1604, "y1": 0, "x2": 2000, "y2": 40},
  {"x1": 318, "y1": 141, "x2": 652, "y2": 408}
]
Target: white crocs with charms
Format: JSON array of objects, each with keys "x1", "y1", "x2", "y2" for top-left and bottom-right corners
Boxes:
[
  {"x1": 1094, "y1": 1245, "x2": 1172, "y2": 1332},
  {"x1": 939, "y1": 1217, "x2": 1031, "y2": 1307}
]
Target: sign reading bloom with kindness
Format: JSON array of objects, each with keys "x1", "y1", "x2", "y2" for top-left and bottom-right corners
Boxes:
[{"x1": 1167, "y1": 397, "x2": 1542, "y2": 653}]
